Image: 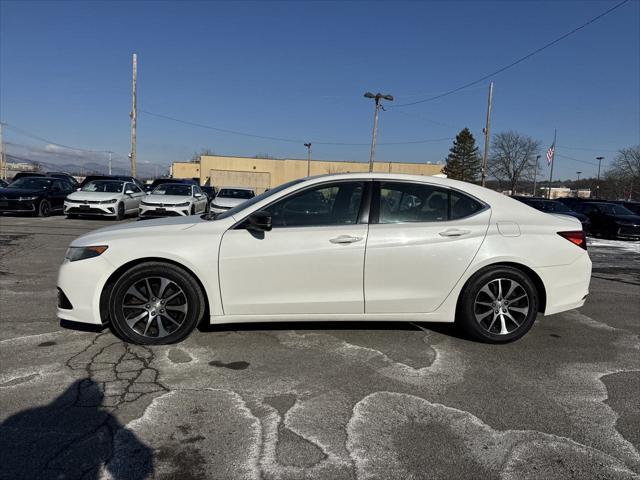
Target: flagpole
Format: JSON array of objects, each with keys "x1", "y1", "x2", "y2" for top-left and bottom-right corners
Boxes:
[{"x1": 547, "y1": 129, "x2": 556, "y2": 199}]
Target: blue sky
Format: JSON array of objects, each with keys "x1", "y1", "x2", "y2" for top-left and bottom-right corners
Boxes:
[{"x1": 1, "y1": 0, "x2": 638, "y2": 179}]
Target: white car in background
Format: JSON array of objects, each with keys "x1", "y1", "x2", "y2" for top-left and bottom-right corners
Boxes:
[
  {"x1": 64, "y1": 180, "x2": 145, "y2": 219},
  {"x1": 209, "y1": 187, "x2": 256, "y2": 213},
  {"x1": 139, "y1": 182, "x2": 208, "y2": 218},
  {"x1": 57, "y1": 173, "x2": 591, "y2": 345}
]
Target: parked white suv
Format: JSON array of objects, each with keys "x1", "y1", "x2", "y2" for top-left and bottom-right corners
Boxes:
[
  {"x1": 209, "y1": 187, "x2": 256, "y2": 213},
  {"x1": 139, "y1": 182, "x2": 208, "y2": 218},
  {"x1": 64, "y1": 180, "x2": 145, "y2": 219}
]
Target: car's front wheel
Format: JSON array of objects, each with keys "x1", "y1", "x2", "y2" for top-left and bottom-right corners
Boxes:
[
  {"x1": 115, "y1": 202, "x2": 125, "y2": 220},
  {"x1": 38, "y1": 199, "x2": 51, "y2": 217},
  {"x1": 108, "y1": 262, "x2": 206, "y2": 344},
  {"x1": 458, "y1": 266, "x2": 538, "y2": 343}
]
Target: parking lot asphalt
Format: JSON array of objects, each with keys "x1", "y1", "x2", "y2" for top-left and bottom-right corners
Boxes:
[{"x1": 0, "y1": 214, "x2": 639, "y2": 480}]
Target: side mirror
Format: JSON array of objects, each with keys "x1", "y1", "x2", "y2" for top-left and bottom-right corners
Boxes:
[
  {"x1": 194, "y1": 192, "x2": 203, "y2": 198},
  {"x1": 246, "y1": 211, "x2": 272, "y2": 232},
  {"x1": 76, "y1": 187, "x2": 81, "y2": 191},
  {"x1": 125, "y1": 189, "x2": 134, "y2": 195}
]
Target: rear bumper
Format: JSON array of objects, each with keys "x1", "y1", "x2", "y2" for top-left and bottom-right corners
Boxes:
[{"x1": 537, "y1": 253, "x2": 592, "y2": 316}]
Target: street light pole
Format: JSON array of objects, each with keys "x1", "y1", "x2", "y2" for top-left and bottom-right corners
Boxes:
[
  {"x1": 576, "y1": 171, "x2": 582, "y2": 182},
  {"x1": 532, "y1": 154, "x2": 540, "y2": 196},
  {"x1": 364, "y1": 92, "x2": 393, "y2": 172},
  {"x1": 481, "y1": 82, "x2": 494, "y2": 187},
  {"x1": 595, "y1": 156, "x2": 604, "y2": 198},
  {"x1": 304, "y1": 143, "x2": 312, "y2": 176}
]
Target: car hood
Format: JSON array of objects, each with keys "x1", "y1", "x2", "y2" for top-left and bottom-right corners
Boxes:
[
  {"x1": 67, "y1": 191, "x2": 122, "y2": 201},
  {"x1": 212, "y1": 197, "x2": 245, "y2": 208},
  {"x1": 71, "y1": 215, "x2": 206, "y2": 247},
  {"x1": 608, "y1": 214, "x2": 640, "y2": 224},
  {"x1": 0, "y1": 188, "x2": 46, "y2": 198},
  {"x1": 143, "y1": 195, "x2": 192, "y2": 204}
]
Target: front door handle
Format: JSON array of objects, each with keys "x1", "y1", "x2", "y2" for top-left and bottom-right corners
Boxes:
[
  {"x1": 439, "y1": 228, "x2": 471, "y2": 237},
  {"x1": 330, "y1": 235, "x2": 363, "y2": 244}
]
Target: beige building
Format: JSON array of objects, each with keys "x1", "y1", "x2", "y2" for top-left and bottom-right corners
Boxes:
[{"x1": 172, "y1": 154, "x2": 445, "y2": 192}]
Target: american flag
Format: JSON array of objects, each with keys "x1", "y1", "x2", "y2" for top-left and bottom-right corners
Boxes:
[{"x1": 546, "y1": 131, "x2": 556, "y2": 166}]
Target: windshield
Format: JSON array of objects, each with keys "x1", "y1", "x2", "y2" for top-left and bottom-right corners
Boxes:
[
  {"x1": 211, "y1": 179, "x2": 306, "y2": 220},
  {"x1": 152, "y1": 183, "x2": 192, "y2": 196},
  {"x1": 596, "y1": 203, "x2": 634, "y2": 215},
  {"x1": 8, "y1": 178, "x2": 53, "y2": 190},
  {"x1": 217, "y1": 188, "x2": 254, "y2": 199},
  {"x1": 81, "y1": 180, "x2": 124, "y2": 193}
]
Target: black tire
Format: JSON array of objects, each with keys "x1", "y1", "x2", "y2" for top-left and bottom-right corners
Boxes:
[
  {"x1": 190, "y1": 205, "x2": 196, "y2": 216},
  {"x1": 115, "y1": 202, "x2": 125, "y2": 220},
  {"x1": 38, "y1": 199, "x2": 51, "y2": 217},
  {"x1": 108, "y1": 262, "x2": 205, "y2": 345},
  {"x1": 458, "y1": 266, "x2": 538, "y2": 343}
]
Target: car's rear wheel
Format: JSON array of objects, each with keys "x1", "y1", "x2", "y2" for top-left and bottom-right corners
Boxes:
[
  {"x1": 458, "y1": 266, "x2": 538, "y2": 343},
  {"x1": 108, "y1": 262, "x2": 205, "y2": 345},
  {"x1": 38, "y1": 200, "x2": 51, "y2": 217}
]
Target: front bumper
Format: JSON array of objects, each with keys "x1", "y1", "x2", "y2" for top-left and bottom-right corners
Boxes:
[
  {"x1": 0, "y1": 199, "x2": 36, "y2": 213},
  {"x1": 56, "y1": 255, "x2": 116, "y2": 325},
  {"x1": 64, "y1": 201, "x2": 117, "y2": 216},
  {"x1": 536, "y1": 253, "x2": 592, "y2": 316},
  {"x1": 139, "y1": 204, "x2": 190, "y2": 217}
]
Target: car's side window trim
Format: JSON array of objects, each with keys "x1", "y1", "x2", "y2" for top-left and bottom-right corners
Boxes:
[
  {"x1": 370, "y1": 180, "x2": 489, "y2": 225},
  {"x1": 232, "y1": 179, "x2": 373, "y2": 230}
]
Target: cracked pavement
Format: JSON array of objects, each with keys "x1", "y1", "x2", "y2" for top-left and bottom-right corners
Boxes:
[{"x1": 0, "y1": 215, "x2": 639, "y2": 479}]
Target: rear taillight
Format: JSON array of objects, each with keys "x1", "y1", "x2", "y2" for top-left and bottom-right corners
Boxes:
[{"x1": 558, "y1": 230, "x2": 587, "y2": 250}]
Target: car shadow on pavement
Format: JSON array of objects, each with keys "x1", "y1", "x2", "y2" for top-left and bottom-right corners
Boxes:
[{"x1": 0, "y1": 378, "x2": 153, "y2": 480}]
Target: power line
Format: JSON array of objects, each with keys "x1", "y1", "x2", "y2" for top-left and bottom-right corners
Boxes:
[
  {"x1": 555, "y1": 153, "x2": 600, "y2": 166},
  {"x1": 392, "y1": 0, "x2": 631, "y2": 108},
  {"x1": 139, "y1": 109, "x2": 453, "y2": 146}
]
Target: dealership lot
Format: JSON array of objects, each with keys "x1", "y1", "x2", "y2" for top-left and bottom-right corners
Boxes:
[{"x1": 0, "y1": 215, "x2": 639, "y2": 479}]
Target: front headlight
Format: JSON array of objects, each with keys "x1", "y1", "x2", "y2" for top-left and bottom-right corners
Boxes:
[
  {"x1": 140, "y1": 201, "x2": 152, "y2": 206},
  {"x1": 65, "y1": 245, "x2": 108, "y2": 262},
  {"x1": 100, "y1": 199, "x2": 118, "y2": 204},
  {"x1": 18, "y1": 196, "x2": 39, "y2": 201},
  {"x1": 210, "y1": 203, "x2": 229, "y2": 210},
  {"x1": 174, "y1": 202, "x2": 190, "y2": 207}
]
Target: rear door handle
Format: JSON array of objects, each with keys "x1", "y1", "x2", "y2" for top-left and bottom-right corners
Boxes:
[
  {"x1": 330, "y1": 235, "x2": 363, "y2": 244},
  {"x1": 439, "y1": 228, "x2": 471, "y2": 237}
]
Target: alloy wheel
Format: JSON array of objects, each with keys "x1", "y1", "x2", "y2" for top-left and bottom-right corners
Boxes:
[
  {"x1": 473, "y1": 278, "x2": 529, "y2": 335},
  {"x1": 121, "y1": 276, "x2": 188, "y2": 338}
]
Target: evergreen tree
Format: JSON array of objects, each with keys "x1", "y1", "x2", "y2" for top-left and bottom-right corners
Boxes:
[{"x1": 442, "y1": 128, "x2": 482, "y2": 182}]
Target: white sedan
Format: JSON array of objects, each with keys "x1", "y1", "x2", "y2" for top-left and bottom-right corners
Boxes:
[
  {"x1": 139, "y1": 182, "x2": 208, "y2": 218},
  {"x1": 64, "y1": 179, "x2": 146, "y2": 219},
  {"x1": 209, "y1": 187, "x2": 256, "y2": 213},
  {"x1": 57, "y1": 173, "x2": 591, "y2": 345}
]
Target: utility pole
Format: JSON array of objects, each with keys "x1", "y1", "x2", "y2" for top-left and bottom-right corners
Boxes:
[
  {"x1": 547, "y1": 129, "x2": 557, "y2": 199},
  {"x1": 0, "y1": 122, "x2": 5, "y2": 180},
  {"x1": 129, "y1": 53, "x2": 138, "y2": 178},
  {"x1": 595, "y1": 156, "x2": 604, "y2": 198},
  {"x1": 107, "y1": 151, "x2": 112, "y2": 175},
  {"x1": 364, "y1": 92, "x2": 394, "y2": 172},
  {"x1": 304, "y1": 143, "x2": 312, "y2": 176},
  {"x1": 480, "y1": 82, "x2": 494, "y2": 187},
  {"x1": 532, "y1": 154, "x2": 540, "y2": 196}
]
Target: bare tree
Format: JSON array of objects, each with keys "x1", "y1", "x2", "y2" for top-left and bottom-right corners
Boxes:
[
  {"x1": 606, "y1": 145, "x2": 640, "y2": 200},
  {"x1": 190, "y1": 148, "x2": 216, "y2": 162},
  {"x1": 488, "y1": 131, "x2": 541, "y2": 194}
]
